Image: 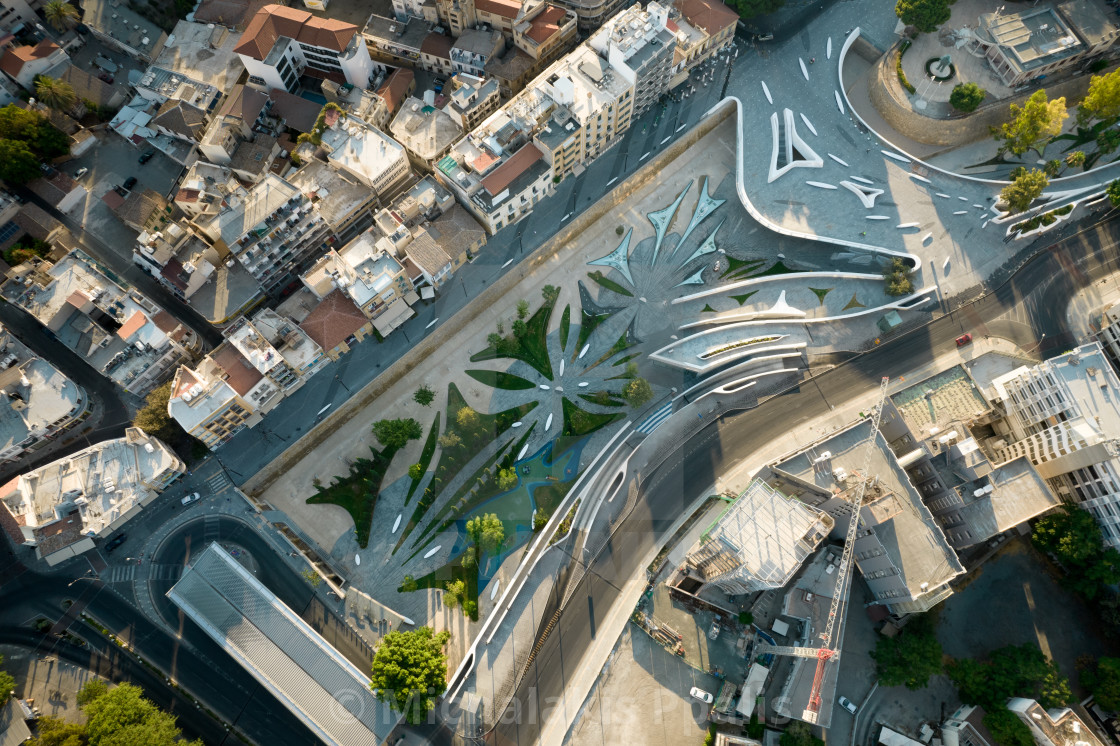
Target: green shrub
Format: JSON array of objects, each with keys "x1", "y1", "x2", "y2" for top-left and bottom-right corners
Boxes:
[{"x1": 896, "y1": 42, "x2": 916, "y2": 94}]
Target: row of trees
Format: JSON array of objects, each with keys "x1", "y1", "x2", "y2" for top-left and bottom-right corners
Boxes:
[{"x1": 30, "y1": 679, "x2": 202, "y2": 746}]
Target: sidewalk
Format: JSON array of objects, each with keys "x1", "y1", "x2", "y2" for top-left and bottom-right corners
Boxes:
[{"x1": 0, "y1": 645, "x2": 102, "y2": 723}]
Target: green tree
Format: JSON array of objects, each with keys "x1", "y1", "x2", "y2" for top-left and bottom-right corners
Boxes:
[
  {"x1": 0, "y1": 655, "x2": 13, "y2": 702},
  {"x1": 1000, "y1": 168, "x2": 1049, "y2": 214},
  {"x1": 301, "y1": 568, "x2": 321, "y2": 587},
  {"x1": 456, "y1": 406, "x2": 480, "y2": 433},
  {"x1": 947, "y1": 644, "x2": 1071, "y2": 710},
  {"x1": 34, "y1": 77, "x2": 76, "y2": 112},
  {"x1": 408, "y1": 463, "x2": 424, "y2": 481},
  {"x1": 1082, "y1": 657, "x2": 1120, "y2": 711},
  {"x1": 995, "y1": 90, "x2": 1068, "y2": 156},
  {"x1": 498, "y1": 467, "x2": 517, "y2": 491},
  {"x1": 42, "y1": 0, "x2": 80, "y2": 31},
  {"x1": 0, "y1": 139, "x2": 42, "y2": 185},
  {"x1": 1043, "y1": 159, "x2": 1063, "y2": 177},
  {"x1": 512, "y1": 319, "x2": 527, "y2": 338},
  {"x1": 624, "y1": 362, "x2": 639, "y2": 379},
  {"x1": 443, "y1": 578, "x2": 466, "y2": 608},
  {"x1": 541, "y1": 284, "x2": 560, "y2": 304},
  {"x1": 29, "y1": 716, "x2": 87, "y2": 746},
  {"x1": 76, "y1": 678, "x2": 109, "y2": 706},
  {"x1": 487, "y1": 332, "x2": 503, "y2": 350},
  {"x1": 132, "y1": 381, "x2": 184, "y2": 444},
  {"x1": 466, "y1": 512, "x2": 505, "y2": 556},
  {"x1": 949, "y1": 82, "x2": 986, "y2": 113},
  {"x1": 883, "y1": 257, "x2": 915, "y2": 296},
  {"x1": 1035, "y1": 504, "x2": 1116, "y2": 567},
  {"x1": 369, "y1": 626, "x2": 451, "y2": 724},
  {"x1": 1078, "y1": 68, "x2": 1120, "y2": 125},
  {"x1": 437, "y1": 430, "x2": 461, "y2": 450},
  {"x1": 1066, "y1": 150, "x2": 1087, "y2": 168},
  {"x1": 401, "y1": 574, "x2": 418, "y2": 592},
  {"x1": 516, "y1": 299, "x2": 529, "y2": 319},
  {"x1": 1099, "y1": 129, "x2": 1120, "y2": 155},
  {"x1": 1109, "y1": 178, "x2": 1120, "y2": 208},
  {"x1": 780, "y1": 721, "x2": 825, "y2": 746},
  {"x1": 895, "y1": 0, "x2": 950, "y2": 32},
  {"x1": 414, "y1": 384, "x2": 435, "y2": 407},
  {"x1": 725, "y1": 0, "x2": 784, "y2": 18},
  {"x1": 83, "y1": 682, "x2": 200, "y2": 746},
  {"x1": 371, "y1": 418, "x2": 422, "y2": 451},
  {"x1": 870, "y1": 613, "x2": 943, "y2": 690},
  {"x1": 983, "y1": 709, "x2": 1034, "y2": 746},
  {"x1": 623, "y1": 377, "x2": 653, "y2": 407}
]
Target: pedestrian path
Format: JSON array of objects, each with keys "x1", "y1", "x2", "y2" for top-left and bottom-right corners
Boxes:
[
  {"x1": 203, "y1": 514, "x2": 220, "y2": 544},
  {"x1": 104, "y1": 563, "x2": 183, "y2": 584},
  {"x1": 205, "y1": 470, "x2": 231, "y2": 494},
  {"x1": 636, "y1": 401, "x2": 674, "y2": 434}
]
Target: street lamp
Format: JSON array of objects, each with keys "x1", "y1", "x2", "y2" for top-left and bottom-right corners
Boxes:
[{"x1": 334, "y1": 374, "x2": 352, "y2": 394}]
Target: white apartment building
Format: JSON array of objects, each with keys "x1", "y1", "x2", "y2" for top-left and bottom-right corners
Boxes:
[
  {"x1": 0, "y1": 428, "x2": 184, "y2": 565},
  {"x1": 234, "y1": 4, "x2": 376, "y2": 93},
  {"x1": 0, "y1": 326, "x2": 87, "y2": 464},
  {"x1": 1006, "y1": 698, "x2": 1106, "y2": 746},
  {"x1": 587, "y1": 1, "x2": 676, "y2": 116},
  {"x1": 320, "y1": 118, "x2": 412, "y2": 196},
  {"x1": 989, "y1": 342, "x2": 1120, "y2": 548}
]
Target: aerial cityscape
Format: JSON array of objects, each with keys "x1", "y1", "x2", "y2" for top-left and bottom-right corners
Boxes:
[{"x1": 0, "y1": 0, "x2": 1118, "y2": 742}]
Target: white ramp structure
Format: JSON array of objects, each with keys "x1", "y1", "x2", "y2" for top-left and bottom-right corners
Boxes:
[{"x1": 684, "y1": 480, "x2": 835, "y2": 595}]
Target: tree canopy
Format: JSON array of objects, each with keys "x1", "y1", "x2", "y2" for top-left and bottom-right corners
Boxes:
[
  {"x1": 949, "y1": 83, "x2": 986, "y2": 113},
  {"x1": 780, "y1": 721, "x2": 825, "y2": 746},
  {"x1": 0, "y1": 655, "x2": 14, "y2": 702},
  {"x1": 1078, "y1": 68, "x2": 1120, "y2": 125},
  {"x1": 883, "y1": 257, "x2": 915, "y2": 296},
  {"x1": 69, "y1": 681, "x2": 201, "y2": 746},
  {"x1": 1082, "y1": 657, "x2": 1120, "y2": 711},
  {"x1": 34, "y1": 77, "x2": 76, "y2": 113},
  {"x1": 623, "y1": 377, "x2": 653, "y2": 407},
  {"x1": 369, "y1": 626, "x2": 451, "y2": 724},
  {"x1": 995, "y1": 90, "x2": 1068, "y2": 156},
  {"x1": 466, "y1": 512, "x2": 505, "y2": 556},
  {"x1": 0, "y1": 139, "x2": 42, "y2": 186},
  {"x1": 895, "y1": 0, "x2": 951, "y2": 32},
  {"x1": 43, "y1": 0, "x2": 80, "y2": 32},
  {"x1": 414, "y1": 385, "x2": 435, "y2": 407},
  {"x1": 1109, "y1": 179, "x2": 1120, "y2": 208},
  {"x1": 1033, "y1": 505, "x2": 1120, "y2": 598},
  {"x1": 1000, "y1": 169, "x2": 1049, "y2": 214},
  {"x1": 498, "y1": 467, "x2": 517, "y2": 491},
  {"x1": 372, "y1": 418, "x2": 422, "y2": 451},
  {"x1": 132, "y1": 381, "x2": 183, "y2": 444},
  {"x1": 946, "y1": 643, "x2": 1071, "y2": 710},
  {"x1": 983, "y1": 708, "x2": 1034, "y2": 746},
  {"x1": 870, "y1": 613, "x2": 943, "y2": 690}
]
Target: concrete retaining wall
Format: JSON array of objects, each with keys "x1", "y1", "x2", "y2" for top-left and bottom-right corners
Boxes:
[
  {"x1": 868, "y1": 43, "x2": 1115, "y2": 147},
  {"x1": 240, "y1": 113, "x2": 729, "y2": 498}
]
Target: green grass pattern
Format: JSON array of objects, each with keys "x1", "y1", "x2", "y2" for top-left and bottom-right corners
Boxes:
[
  {"x1": 588, "y1": 271, "x2": 634, "y2": 297},
  {"x1": 470, "y1": 297, "x2": 556, "y2": 379},
  {"x1": 578, "y1": 391, "x2": 626, "y2": 408},
  {"x1": 702, "y1": 304, "x2": 717, "y2": 313},
  {"x1": 562, "y1": 397, "x2": 625, "y2": 437},
  {"x1": 466, "y1": 369, "x2": 536, "y2": 390},
  {"x1": 560, "y1": 304, "x2": 571, "y2": 351},
  {"x1": 574, "y1": 309, "x2": 611, "y2": 362},
  {"x1": 842, "y1": 292, "x2": 866, "y2": 311},
  {"x1": 307, "y1": 445, "x2": 398, "y2": 548},
  {"x1": 400, "y1": 555, "x2": 479, "y2": 620},
  {"x1": 730, "y1": 290, "x2": 758, "y2": 306},
  {"x1": 405, "y1": 412, "x2": 440, "y2": 504},
  {"x1": 809, "y1": 287, "x2": 832, "y2": 306}
]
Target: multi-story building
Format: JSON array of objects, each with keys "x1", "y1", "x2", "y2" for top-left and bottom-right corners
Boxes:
[
  {"x1": 134, "y1": 218, "x2": 220, "y2": 302},
  {"x1": 390, "y1": 96, "x2": 464, "y2": 172},
  {"x1": 0, "y1": 0, "x2": 45, "y2": 34},
  {"x1": 0, "y1": 250, "x2": 201, "y2": 396},
  {"x1": 1096, "y1": 301, "x2": 1120, "y2": 374},
  {"x1": 684, "y1": 480, "x2": 834, "y2": 595},
  {"x1": 1006, "y1": 699, "x2": 1107, "y2": 746},
  {"x1": 235, "y1": 5, "x2": 376, "y2": 93},
  {"x1": 669, "y1": 0, "x2": 738, "y2": 81},
  {"x1": 197, "y1": 84, "x2": 275, "y2": 172},
  {"x1": 200, "y1": 173, "x2": 334, "y2": 295},
  {"x1": 513, "y1": 3, "x2": 579, "y2": 64},
  {"x1": 286, "y1": 157, "x2": 382, "y2": 244},
  {"x1": 371, "y1": 68, "x2": 417, "y2": 129},
  {"x1": 0, "y1": 428, "x2": 184, "y2": 565},
  {"x1": 451, "y1": 28, "x2": 504, "y2": 77},
  {"x1": 79, "y1": 0, "x2": 169, "y2": 61},
  {"x1": 0, "y1": 325, "x2": 87, "y2": 464},
  {"x1": 588, "y1": 2, "x2": 676, "y2": 116},
  {"x1": 175, "y1": 162, "x2": 246, "y2": 221},
  {"x1": 546, "y1": 0, "x2": 629, "y2": 32},
  {"x1": 0, "y1": 39, "x2": 67, "y2": 89},
  {"x1": 364, "y1": 14, "x2": 427, "y2": 67},
  {"x1": 987, "y1": 342, "x2": 1120, "y2": 548},
  {"x1": 298, "y1": 289, "x2": 377, "y2": 360},
  {"x1": 225, "y1": 308, "x2": 327, "y2": 397},
  {"x1": 444, "y1": 74, "x2": 502, "y2": 131},
  {"x1": 319, "y1": 118, "x2": 412, "y2": 196},
  {"x1": 420, "y1": 32, "x2": 455, "y2": 75},
  {"x1": 438, "y1": 136, "x2": 553, "y2": 234}
]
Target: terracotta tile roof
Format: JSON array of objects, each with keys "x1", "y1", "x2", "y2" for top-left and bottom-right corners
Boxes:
[
  {"x1": 0, "y1": 39, "x2": 60, "y2": 77},
  {"x1": 299, "y1": 289, "x2": 368, "y2": 352},
  {"x1": 177, "y1": 188, "x2": 201, "y2": 203},
  {"x1": 211, "y1": 343, "x2": 263, "y2": 396},
  {"x1": 471, "y1": 150, "x2": 499, "y2": 173},
  {"x1": 420, "y1": 33, "x2": 454, "y2": 59},
  {"x1": 674, "y1": 0, "x2": 737, "y2": 36},
  {"x1": 480, "y1": 143, "x2": 543, "y2": 196},
  {"x1": 218, "y1": 84, "x2": 269, "y2": 123},
  {"x1": 476, "y1": 0, "x2": 522, "y2": 18},
  {"x1": 152, "y1": 310, "x2": 188, "y2": 342},
  {"x1": 376, "y1": 68, "x2": 414, "y2": 115},
  {"x1": 404, "y1": 229, "x2": 451, "y2": 277},
  {"x1": 117, "y1": 310, "x2": 149, "y2": 340},
  {"x1": 526, "y1": 6, "x2": 569, "y2": 43},
  {"x1": 172, "y1": 366, "x2": 200, "y2": 398},
  {"x1": 66, "y1": 291, "x2": 89, "y2": 308},
  {"x1": 666, "y1": 18, "x2": 680, "y2": 32},
  {"x1": 234, "y1": 4, "x2": 357, "y2": 61}
]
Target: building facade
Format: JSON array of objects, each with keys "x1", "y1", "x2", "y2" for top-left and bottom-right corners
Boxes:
[{"x1": 588, "y1": 2, "x2": 676, "y2": 116}]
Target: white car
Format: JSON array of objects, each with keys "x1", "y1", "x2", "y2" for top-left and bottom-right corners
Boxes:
[
  {"x1": 690, "y1": 687, "x2": 714, "y2": 704},
  {"x1": 181, "y1": 492, "x2": 201, "y2": 506},
  {"x1": 838, "y1": 696, "x2": 858, "y2": 715},
  {"x1": 74, "y1": 167, "x2": 88, "y2": 178}
]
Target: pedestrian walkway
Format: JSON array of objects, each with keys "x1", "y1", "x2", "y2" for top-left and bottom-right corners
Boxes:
[
  {"x1": 635, "y1": 401, "x2": 674, "y2": 434},
  {"x1": 205, "y1": 470, "x2": 231, "y2": 494}
]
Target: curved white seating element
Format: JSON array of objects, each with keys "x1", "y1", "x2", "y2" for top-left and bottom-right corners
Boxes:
[
  {"x1": 909, "y1": 174, "x2": 931, "y2": 184},
  {"x1": 828, "y1": 154, "x2": 849, "y2": 167},
  {"x1": 559, "y1": 359, "x2": 564, "y2": 377},
  {"x1": 850, "y1": 176, "x2": 874, "y2": 185},
  {"x1": 545, "y1": 413, "x2": 553, "y2": 431},
  {"x1": 827, "y1": 37, "x2": 833, "y2": 59},
  {"x1": 800, "y1": 113, "x2": 818, "y2": 136},
  {"x1": 866, "y1": 215, "x2": 889, "y2": 220},
  {"x1": 882, "y1": 150, "x2": 911, "y2": 163},
  {"x1": 897, "y1": 222, "x2": 919, "y2": 228},
  {"x1": 936, "y1": 193, "x2": 951, "y2": 199},
  {"x1": 768, "y1": 110, "x2": 825, "y2": 183},
  {"x1": 769, "y1": 290, "x2": 804, "y2": 318},
  {"x1": 799, "y1": 58, "x2": 809, "y2": 80},
  {"x1": 835, "y1": 90, "x2": 845, "y2": 114},
  {"x1": 588, "y1": 227, "x2": 635, "y2": 285},
  {"x1": 840, "y1": 180, "x2": 884, "y2": 208},
  {"x1": 953, "y1": 210, "x2": 968, "y2": 215},
  {"x1": 762, "y1": 80, "x2": 773, "y2": 105},
  {"x1": 807, "y1": 181, "x2": 837, "y2": 189}
]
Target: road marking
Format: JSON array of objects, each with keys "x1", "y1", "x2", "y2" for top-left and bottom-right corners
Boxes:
[
  {"x1": 660, "y1": 136, "x2": 671, "y2": 144},
  {"x1": 501, "y1": 257, "x2": 515, "y2": 268},
  {"x1": 425, "y1": 317, "x2": 439, "y2": 329},
  {"x1": 607, "y1": 177, "x2": 618, "y2": 186},
  {"x1": 676, "y1": 124, "x2": 686, "y2": 132},
  {"x1": 640, "y1": 152, "x2": 651, "y2": 160}
]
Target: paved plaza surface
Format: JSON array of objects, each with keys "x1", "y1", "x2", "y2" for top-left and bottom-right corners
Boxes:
[{"x1": 0, "y1": 646, "x2": 102, "y2": 724}]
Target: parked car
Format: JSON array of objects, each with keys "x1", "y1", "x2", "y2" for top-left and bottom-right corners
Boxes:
[
  {"x1": 181, "y1": 492, "x2": 201, "y2": 506},
  {"x1": 838, "y1": 696, "x2": 858, "y2": 715},
  {"x1": 955, "y1": 333, "x2": 973, "y2": 347},
  {"x1": 74, "y1": 167, "x2": 88, "y2": 178},
  {"x1": 122, "y1": 176, "x2": 137, "y2": 190},
  {"x1": 690, "y1": 687, "x2": 714, "y2": 704},
  {"x1": 97, "y1": 72, "x2": 113, "y2": 84},
  {"x1": 105, "y1": 534, "x2": 126, "y2": 552},
  {"x1": 708, "y1": 621, "x2": 721, "y2": 640},
  {"x1": 138, "y1": 151, "x2": 154, "y2": 164}
]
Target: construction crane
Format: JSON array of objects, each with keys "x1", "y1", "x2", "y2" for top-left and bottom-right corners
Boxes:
[{"x1": 757, "y1": 376, "x2": 890, "y2": 723}]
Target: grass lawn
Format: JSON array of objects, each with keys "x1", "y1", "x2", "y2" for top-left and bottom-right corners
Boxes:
[
  {"x1": 588, "y1": 270, "x2": 634, "y2": 297},
  {"x1": 469, "y1": 297, "x2": 556, "y2": 379},
  {"x1": 721, "y1": 256, "x2": 765, "y2": 280},
  {"x1": 562, "y1": 397, "x2": 625, "y2": 437},
  {"x1": 560, "y1": 304, "x2": 571, "y2": 351},
  {"x1": 466, "y1": 369, "x2": 536, "y2": 390},
  {"x1": 307, "y1": 444, "x2": 398, "y2": 548},
  {"x1": 810, "y1": 287, "x2": 832, "y2": 306},
  {"x1": 573, "y1": 308, "x2": 612, "y2": 362},
  {"x1": 729, "y1": 290, "x2": 758, "y2": 306},
  {"x1": 405, "y1": 412, "x2": 440, "y2": 504},
  {"x1": 401, "y1": 555, "x2": 480, "y2": 621}
]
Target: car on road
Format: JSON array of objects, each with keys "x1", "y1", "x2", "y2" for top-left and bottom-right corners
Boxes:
[
  {"x1": 122, "y1": 176, "x2": 137, "y2": 190},
  {"x1": 838, "y1": 696, "x2": 858, "y2": 715},
  {"x1": 956, "y1": 333, "x2": 973, "y2": 347},
  {"x1": 138, "y1": 151, "x2": 154, "y2": 164},
  {"x1": 690, "y1": 687, "x2": 714, "y2": 704},
  {"x1": 708, "y1": 620, "x2": 721, "y2": 640},
  {"x1": 97, "y1": 72, "x2": 113, "y2": 84},
  {"x1": 181, "y1": 492, "x2": 201, "y2": 506},
  {"x1": 105, "y1": 534, "x2": 126, "y2": 552},
  {"x1": 74, "y1": 167, "x2": 88, "y2": 178}
]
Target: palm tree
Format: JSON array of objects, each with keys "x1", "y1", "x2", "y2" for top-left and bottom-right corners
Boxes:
[
  {"x1": 43, "y1": 0, "x2": 80, "y2": 32},
  {"x1": 34, "y1": 76, "x2": 76, "y2": 112}
]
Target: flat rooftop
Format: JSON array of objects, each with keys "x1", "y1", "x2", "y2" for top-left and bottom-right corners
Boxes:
[
  {"x1": 321, "y1": 121, "x2": 407, "y2": 190},
  {"x1": 285, "y1": 158, "x2": 377, "y2": 229},
  {"x1": 0, "y1": 332, "x2": 83, "y2": 459},
  {"x1": 149, "y1": 20, "x2": 243, "y2": 96},
  {"x1": 890, "y1": 365, "x2": 990, "y2": 438}
]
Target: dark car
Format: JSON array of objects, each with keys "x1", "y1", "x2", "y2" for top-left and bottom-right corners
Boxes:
[
  {"x1": 122, "y1": 176, "x2": 137, "y2": 190},
  {"x1": 138, "y1": 151, "x2": 154, "y2": 164},
  {"x1": 97, "y1": 72, "x2": 113, "y2": 84},
  {"x1": 105, "y1": 534, "x2": 126, "y2": 552}
]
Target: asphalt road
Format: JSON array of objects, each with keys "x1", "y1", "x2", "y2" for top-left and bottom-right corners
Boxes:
[{"x1": 459, "y1": 218, "x2": 1120, "y2": 745}]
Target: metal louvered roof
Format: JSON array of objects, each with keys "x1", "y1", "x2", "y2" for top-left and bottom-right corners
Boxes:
[{"x1": 167, "y1": 543, "x2": 395, "y2": 745}]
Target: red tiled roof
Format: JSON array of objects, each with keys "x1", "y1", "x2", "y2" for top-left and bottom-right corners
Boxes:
[
  {"x1": 299, "y1": 289, "x2": 368, "y2": 352},
  {"x1": 117, "y1": 310, "x2": 149, "y2": 340},
  {"x1": 66, "y1": 291, "x2": 89, "y2": 308},
  {"x1": 376, "y1": 68, "x2": 414, "y2": 115},
  {"x1": 0, "y1": 40, "x2": 60, "y2": 78},
  {"x1": 674, "y1": 0, "x2": 737, "y2": 36},
  {"x1": 420, "y1": 33, "x2": 454, "y2": 59},
  {"x1": 476, "y1": 0, "x2": 521, "y2": 18},
  {"x1": 172, "y1": 367, "x2": 200, "y2": 399},
  {"x1": 161, "y1": 257, "x2": 189, "y2": 292},
  {"x1": 480, "y1": 143, "x2": 543, "y2": 197},
  {"x1": 211, "y1": 343, "x2": 263, "y2": 397},
  {"x1": 666, "y1": 18, "x2": 680, "y2": 32},
  {"x1": 177, "y1": 188, "x2": 200, "y2": 203},
  {"x1": 234, "y1": 4, "x2": 357, "y2": 61},
  {"x1": 526, "y1": 5, "x2": 568, "y2": 44},
  {"x1": 471, "y1": 150, "x2": 499, "y2": 173}
]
